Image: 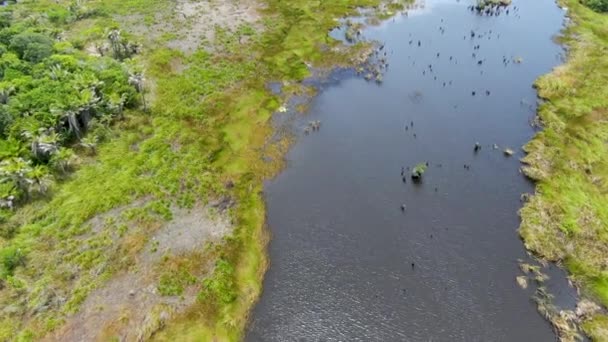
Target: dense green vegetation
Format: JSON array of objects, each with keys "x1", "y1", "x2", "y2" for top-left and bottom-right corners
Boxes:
[
  {"x1": 582, "y1": 0, "x2": 608, "y2": 13},
  {"x1": 520, "y1": 0, "x2": 608, "y2": 339},
  {"x1": 0, "y1": 10, "x2": 140, "y2": 220},
  {"x1": 0, "y1": 0, "x2": 405, "y2": 340}
]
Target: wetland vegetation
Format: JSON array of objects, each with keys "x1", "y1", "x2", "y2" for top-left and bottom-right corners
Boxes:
[
  {"x1": 520, "y1": 0, "x2": 608, "y2": 339},
  {"x1": 0, "y1": 0, "x2": 605, "y2": 340}
]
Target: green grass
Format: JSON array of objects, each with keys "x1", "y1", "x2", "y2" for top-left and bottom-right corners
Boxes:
[
  {"x1": 520, "y1": 0, "x2": 608, "y2": 339},
  {"x1": 0, "y1": 0, "x2": 404, "y2": 340}
]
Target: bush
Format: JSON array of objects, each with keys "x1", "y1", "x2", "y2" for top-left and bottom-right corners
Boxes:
[
  {"x1": 0, "y1": 246, "x2": 25, "y2": 279},
  {"x1": 47, "y1": 8, "x2": 71, "y2": 24},
  {"x1": 9, "y1": 32, "x2": 53, "y2": 62},
  {"x1": 582, "y1": 0, "x2": 608, "y2": 12}
]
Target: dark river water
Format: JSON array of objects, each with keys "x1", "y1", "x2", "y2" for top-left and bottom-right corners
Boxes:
[{"x1": 247, "y1": 0, "x2": 566, "y2": 340}]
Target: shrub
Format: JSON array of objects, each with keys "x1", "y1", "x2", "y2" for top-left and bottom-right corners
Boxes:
[
  {"x1": 582, "y1": 0, "x2": 608, "y2": 12},
  {"x1": 0, "y1": 246, "x2": 25, "y2": 279},
  {"x1": 9, "y1": 32, "x2": 53, "y2": 62}
]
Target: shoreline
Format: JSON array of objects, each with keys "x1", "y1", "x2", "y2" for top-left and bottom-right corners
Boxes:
[{"x1": 521, "y1": 0, "x2": 608, "y2": 339}]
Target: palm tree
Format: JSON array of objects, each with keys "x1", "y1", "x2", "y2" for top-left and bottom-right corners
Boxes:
[
  {"x1": 108, "y1": 93, "x2": 127, "y2": 119},
  {"x1": 27, "y1": 165, "x2": 51, "y2": 196},
  {"x1": 0, "y1": 85, "x2": 14, "y2": 104},
  {"x1": 107, "y1": 29, "x2": 121, "y2": 57},
  {"x1": 79, "y1": 135, "x2": 97, "y2": 155},
  {"x1": 49, "y1": 64, "x2": 68, "y2": 81},
  {"x1": 64, "y1": 110, "x2": 81, "y2": 139},
  {"x1": 30, "y1": 130, "x2": 60, "y2": 161},
  {"x1": 0, "y1": 157, "x2": 34, "y2": 198},
  {"x1": 50, "y1": 148, "x2": 75, "y2": 175},
  {"x1": 128, "y1": 71, "x2": 147, "y2": 112},
  {"x1": 76, "y1": 88, "x2": 101, "y2": 131}
]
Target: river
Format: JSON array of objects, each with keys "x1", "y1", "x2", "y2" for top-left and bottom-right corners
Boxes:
[{"x1": 247, "y1": 0, "x2": 567, "y2": 340}]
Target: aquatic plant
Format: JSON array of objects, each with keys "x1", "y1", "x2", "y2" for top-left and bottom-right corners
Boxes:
[{"x1": 411, "y1": 163, "x2": 427, "y2": 179}]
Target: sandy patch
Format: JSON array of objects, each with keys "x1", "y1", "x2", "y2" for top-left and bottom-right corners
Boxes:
[
  {"x1": 120, "y1": 0, "x2": 263, "y2": 54},
  {"x1": 43, "y1": 205, "x2": 231, "y2": 342}
]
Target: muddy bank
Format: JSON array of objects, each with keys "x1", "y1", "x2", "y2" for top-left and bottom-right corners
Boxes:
[{"x1": 248, "y1": 0, "x2": 569, "y2": 340}]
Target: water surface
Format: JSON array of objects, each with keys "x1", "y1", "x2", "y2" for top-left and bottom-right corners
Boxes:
[{"x1": 248, "y1": 0, "x2": 566, "y2": 340}]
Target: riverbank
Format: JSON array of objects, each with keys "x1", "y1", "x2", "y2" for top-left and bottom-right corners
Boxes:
[
  {"x1": 520, "y1": 0, "x2": 608, "y2": 339},
  {"x1": 249, "y1": 0, "x2": 567, "y2": 339},
  {"x1": 0, "y1": 0, "x2": 408, "y2": 340}
]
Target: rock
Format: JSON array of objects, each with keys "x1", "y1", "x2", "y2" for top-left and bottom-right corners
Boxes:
[
  {"x1": 503, "y1": 148, "x2": 514, "y2": 156},
  {"x1": 516, "y1": 276, "x2": 528, "y2": 289},
  {"x1": 401, "y1": 204, "x2": 406, "y2": 211},
  {"x1": 129, "y1": 290, "x2": 136, "y2": 297},
  {"x1": 474, "y1": 142, "x2": 481, "y2": 152}
]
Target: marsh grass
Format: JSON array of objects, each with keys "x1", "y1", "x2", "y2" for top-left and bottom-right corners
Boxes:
[{"x1": 520, "y1": 0, "x2": 608, "y2": 338}]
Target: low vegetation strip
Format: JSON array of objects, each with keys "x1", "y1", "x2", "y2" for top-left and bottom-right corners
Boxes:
[{"x1": 520, "y1": 0, "x2": 608, "y2": 339}]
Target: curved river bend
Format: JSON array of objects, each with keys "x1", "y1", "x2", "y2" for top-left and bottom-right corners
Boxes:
[{"x1": 248, "y1": 0, "x2": 566, "y2": 340}]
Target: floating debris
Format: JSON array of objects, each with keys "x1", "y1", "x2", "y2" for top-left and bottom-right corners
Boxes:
[
  {"x1": 516, "y1": 276, "x2": 528, "y2": 289},
  {"x1": 503, "y1": 148, "x2": 514, "y2": 156}
]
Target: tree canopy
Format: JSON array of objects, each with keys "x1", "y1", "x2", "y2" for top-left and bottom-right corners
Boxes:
[{"x1": 0, "y1": 8, "x2": 138, "y2": 215}]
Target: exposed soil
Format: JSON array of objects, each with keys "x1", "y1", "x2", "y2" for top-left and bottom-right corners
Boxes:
[
  {"x1": 121, "y1": 0, "x2": 263, "y2": 54},
  {"x1": 43, "y1": 205, "x2": 232, "y2": 342}
]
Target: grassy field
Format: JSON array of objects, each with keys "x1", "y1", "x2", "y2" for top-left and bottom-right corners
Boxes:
[
  {"x1": 520, "y1": 0, "x2": 608, "y2": 339},
  {"x1": 0, "y1": 0, "x2": 410, "y2": 340}
]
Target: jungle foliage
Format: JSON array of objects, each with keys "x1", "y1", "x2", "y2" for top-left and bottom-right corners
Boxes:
[{"x1": 0, "y1": 6, "x2": 140, "y2": 220}]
